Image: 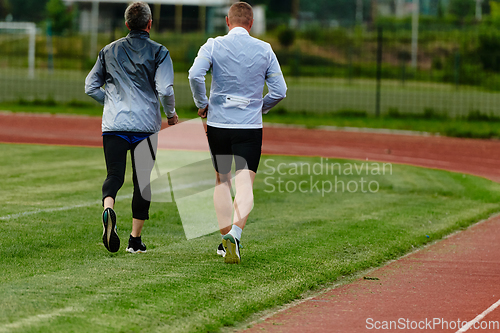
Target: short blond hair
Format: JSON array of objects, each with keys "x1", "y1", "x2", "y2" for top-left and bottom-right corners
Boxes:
[{"x1": 228, "y1": 2, "x2": 253, "y2": 27}]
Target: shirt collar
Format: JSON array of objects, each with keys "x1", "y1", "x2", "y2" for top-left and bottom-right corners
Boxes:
[
  {"x1": 228, "y1": 27, "x2": 249, "y2": 36},
  {"x1": 127, "y1": 30, "x2": 150, "y2": 39}
]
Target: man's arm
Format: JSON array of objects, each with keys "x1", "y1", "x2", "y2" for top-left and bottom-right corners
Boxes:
[
  {"x1": 156, "y1": 48, "x2": 177, "y2": 124},
  {"x1": 84, "y1": 52, "x2": 106, "y2": 105},
  {"x1": 188, "y1": 39, "x2": 213, "y2": 115},
  {"x1": 262, "y1": 49, "x2": 287, "y2": 114}
]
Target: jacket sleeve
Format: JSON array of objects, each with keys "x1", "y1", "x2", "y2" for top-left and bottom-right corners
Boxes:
[
  {"x1": 84, "y1": 51, "x2": 106, "y2": 105},
  {"x1": 156, "y1": 47, "x2": 176, "y2": 118},
  {"x1": 262, "y1": 48, "x2": 287, "y2": 114},
  {"x1": 188, "y1": 38, "x2": 213, "y2": 109}
]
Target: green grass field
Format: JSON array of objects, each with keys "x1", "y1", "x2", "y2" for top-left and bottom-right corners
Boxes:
[
  {"x1": 2, "y1": 68, "x2": 500, "y2": 117},
  {"x1": 2, "y1": 143, "x2": 500, "y2": 332}
]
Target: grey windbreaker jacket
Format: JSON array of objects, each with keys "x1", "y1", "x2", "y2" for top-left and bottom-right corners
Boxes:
[{"x1": 85, "y1": 30, "x2": 176, "y2": 133}]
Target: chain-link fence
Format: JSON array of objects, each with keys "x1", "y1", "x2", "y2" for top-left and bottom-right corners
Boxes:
[{"x1": 1, "y1": 12, "x2": 500, "y2": 118}]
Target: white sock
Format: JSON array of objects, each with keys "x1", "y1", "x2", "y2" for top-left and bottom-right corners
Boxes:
[{"x1": 229, "y1": 225, "x2": 242, "y2": 241}]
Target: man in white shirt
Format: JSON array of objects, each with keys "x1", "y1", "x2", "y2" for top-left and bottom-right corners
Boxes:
[{"x1": 188, "y1": 2, "x2": 287, "y2": 264}]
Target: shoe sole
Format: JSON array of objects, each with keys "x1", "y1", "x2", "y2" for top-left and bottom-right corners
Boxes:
[
  {"x1": 126, "y1": 247, "x2": 147, "y2": 254},
  {"x1": 102, "y1": 208, "x2": 120, "y2": 253},
  {"x1": 222, "y1": 235, "x2": 240, "y2": 264}
]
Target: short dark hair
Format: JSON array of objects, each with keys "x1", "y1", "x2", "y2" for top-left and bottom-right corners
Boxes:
[
  {"x1": 125, "y1": 2, "x2": 152, "y2": 31},
  {"x1": 228, "y1": 2, "x2": 253, "y2": 27}
]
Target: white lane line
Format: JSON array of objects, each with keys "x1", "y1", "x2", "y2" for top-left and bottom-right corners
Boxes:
[
  {"x1": 0, "y1": 307, "x2": 78, "y2": 333},
  {"x1": 0, "y1": 179, "x2": 214, "y2": 221},
  {"x1": 0, "y1": 201, "x2": 101, "y2": 221},
  {"x1": 456, "y1": 299, "x2": 500, "y2": 333},
  {"x1": 0, "y1": 194, "x2": 130, "y2": 221}
]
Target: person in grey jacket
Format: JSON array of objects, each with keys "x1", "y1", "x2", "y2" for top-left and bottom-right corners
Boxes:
[{"x1": 85, "y1": 1, "x2": 178, "y2": 254}]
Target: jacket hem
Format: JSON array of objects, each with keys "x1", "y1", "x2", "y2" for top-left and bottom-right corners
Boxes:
[{"x1": 206, "y1": 122, "x2": 263, "y2": 129}]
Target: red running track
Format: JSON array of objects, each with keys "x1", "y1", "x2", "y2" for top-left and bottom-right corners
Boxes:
[
  {"x1": 2, "y1": 112, "x2": 500, "y2": 182},
  {"x1": 243, "y1": 216, "x2": 500, "y2": 333},
  {"x1": 2, "y1": 112, "x2": 500, "y2": 332}
]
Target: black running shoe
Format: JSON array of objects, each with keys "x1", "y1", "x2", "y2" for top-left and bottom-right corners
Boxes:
[
  {"x1": 217, "y1": 243, "x2": 226, "y2": 257},
  {"x1": 222, "y1": 234, "x2": 240, "y2": 264},
  {"x1": 126, "y1": 235, "x2": 147, "y2": 253},
  {"x1": 102, "y1": 207, "x2": 120, "y2": 253}
]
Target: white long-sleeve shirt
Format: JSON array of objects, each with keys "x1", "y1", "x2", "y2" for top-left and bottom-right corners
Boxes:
[{"x1": 188, "y1": 27, "x2": 287, "y2": 129}]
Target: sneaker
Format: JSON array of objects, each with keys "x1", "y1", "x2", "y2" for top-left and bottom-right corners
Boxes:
[
  {"x1": 126, "y1": 235, "x2": 147, "y2": 253},
  {"x1": 217, "y1": 243, "x2": 226, "y2": 257},
  {"x1": 102, "y1": 208, "x2": 120, "y2": 253},
  {"x1": 222, "y1": 233, "x2": 240, "y2": 264}
]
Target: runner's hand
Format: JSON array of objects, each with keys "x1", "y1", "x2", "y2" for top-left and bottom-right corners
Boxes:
[
  {"x1": 168, "y1": 114, "x2": 178, "y2": 125},
  {"x1": 198, "y1": 105, "x2": 208, "y2": 118}
]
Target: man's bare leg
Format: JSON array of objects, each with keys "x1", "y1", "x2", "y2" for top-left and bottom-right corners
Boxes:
[
  {"x1": 213, "y1": 170, "x2": 256, "y2": 235},
  {"x1": 219, "y1": 169, "x2": 256, "y2": 263},
  {"x1": 232, "y1": 169, "x2": 256, "y2": 231},
  {"x1": 214, "y1": 171, "x2": 233, "y2": 235},
  {"x1": 103, "y1": 196, "x2": 114, "y2": 210},
  {"x1": 131, "y1": 219, "x2": 145, "y2": 237}
]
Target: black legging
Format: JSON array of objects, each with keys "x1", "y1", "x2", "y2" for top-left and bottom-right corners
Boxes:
[{"x1": 102, "y1": 135, "x2": 155, "y2": 220}]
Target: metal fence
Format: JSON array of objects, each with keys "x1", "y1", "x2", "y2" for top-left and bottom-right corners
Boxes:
[{"x1": 1, "y1": 21, "x2": 500, "y2": 118}]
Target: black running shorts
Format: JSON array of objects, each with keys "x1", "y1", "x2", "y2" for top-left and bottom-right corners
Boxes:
[{"x1": 206, "y1": 125, "x2": 263, "y2": 174}]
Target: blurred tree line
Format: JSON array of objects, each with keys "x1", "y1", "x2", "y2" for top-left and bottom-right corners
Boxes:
[
  {"x1": 4, "y1": 0, "x2": 49, "y2": 22},
  {"x1": 2, "y1": 0, "x2": 497, "y2": 31},
  {"x1": 247, "y1": 0, "x2": 291, "y2": 19},
  {"x1": 247, "y1": 0, "x2": 371, "y2": 24},
  {"x1": 0, "y1": 0, "x2": 9, "y2": 19},
  {"x1": 1, "y1": 0, "x2": 73, "y2": 35},
  {"x1": 4, "y1": 0, "x2": 500, "y2": 91}
]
